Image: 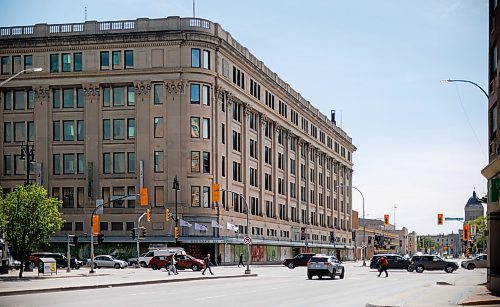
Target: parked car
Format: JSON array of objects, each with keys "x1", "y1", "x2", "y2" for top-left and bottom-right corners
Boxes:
[
  {"x1": 461, "y1": 254, "x2": 487, "y2": 270},
  {"x1": 138, "y1": 251, "x2": 155, "y2": 268},
  {"x1": 87, "y1": 255, "x2": 128, "y2": 269},
  {"x1": 370, "y1": 254, "x2": 411, "y2": 270},
  {"x1": 307, "y1": 255, "x2": 345, "y2": 280},
  {"x1": 148, "y1": 254, "x2": 204, "y2": 271},
  {"x1": 136, "y1": 248, "x2": 185, "y2": 267},
  {"x1": 282, "y1": 253, "x2": 316, "y2": 269},
  {"x1": 30, "y1": 252, "x2": 82, "y2": 269},
  {"x1": 407, "y1": 255, "x2": 459, "y2": 273}
]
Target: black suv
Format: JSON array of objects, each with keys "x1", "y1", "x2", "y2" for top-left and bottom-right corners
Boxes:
[
  {"x1": 283, "y1": 253, "x2": 316, "y2": 269},
  {"x1": 407, "y1": 255, "x2": 459, "y2": 273},
  {"x1": 370, "y1": 254, "x2": 411, "y2": 270},
  {"x1": 31, "y1": 252, "x2": 81, "y2": 269}
]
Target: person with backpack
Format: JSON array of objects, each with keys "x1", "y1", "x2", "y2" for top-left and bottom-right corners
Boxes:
[{"x1": 377, "y1": 256, "x2": 389, "y2": 277}]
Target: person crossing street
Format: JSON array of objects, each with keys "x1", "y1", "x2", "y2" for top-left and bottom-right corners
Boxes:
[
  {"x1": 377, "y1": 256, "x2": 389, "y2": 277},
  {"x1": 202, "y1": 253, "x2": 213, "y2": 275}
]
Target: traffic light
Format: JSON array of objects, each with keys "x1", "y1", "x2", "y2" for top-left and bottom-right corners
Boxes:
[
  {"x1": 141, "y1": 227, "x2": 146, "y2": 238},
  {"x1": 463, "y1": 224, "x2": 470, "y2": 241},
  {"x1": 97, "y1": 233, "x2": 104, "y2": 244},
  {"x1": 174, "y1": 226, "x2": 179, "y2": 239},
  {"x1": 384, "y1": 214, "x2": 389, "y2": 226},
  {"x1": 166, "y1": 208, "x2": 170, "y2": 222},
  {"x1": 437, "y1": 213, "x2": 444, "y2": 225},
  {"x1": 73, "y1": 236, "x2": 78, "y2": 245},
  {"x1": 146, "y1": 209, "x2": 151, "y2": 222},
  {"x1": 330, "y1": 231, "x2": 335, "y2": 243},
  {"x1": 130, "y1": 228, "x2": 136, "y2": 239},
  {"x1": 300, "y1": 227, "x2": 306, "y2": 240}
]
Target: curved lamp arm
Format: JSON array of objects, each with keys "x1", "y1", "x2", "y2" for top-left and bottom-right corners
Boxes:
[{"x1": 441, "y1": 79, "x2": 489, "y2": 99}]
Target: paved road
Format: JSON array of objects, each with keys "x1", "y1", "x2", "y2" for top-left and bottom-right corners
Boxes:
[{"x1": 0, "y1": 263, "x2": 486, "y2": 307}]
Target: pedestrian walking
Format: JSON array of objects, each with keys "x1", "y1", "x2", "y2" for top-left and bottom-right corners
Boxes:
[
  {"x1": 202, "y1": 253, "x2": 213, "y2": 275},
  {"x1": 217, "y1": 253, "x2": 222, "y2": 266},
  {"x1": 168, "y1": 254, "x2": 178, "y2": 275},
  {"x1": 238, "y1": 253, "x2": 244, "y2": 267},
  {"x1": 377, "y1": 256, "x2": 389, "y2": 277}
]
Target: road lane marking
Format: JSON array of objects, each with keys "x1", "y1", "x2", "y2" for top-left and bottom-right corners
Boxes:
[{"x1": 195, "y1": 294, "x2": 227, "y2": 301}]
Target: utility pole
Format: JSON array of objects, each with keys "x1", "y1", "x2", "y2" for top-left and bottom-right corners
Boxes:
[{"x1": 136, "y1": 212, "x2": 146, "y2": 268}]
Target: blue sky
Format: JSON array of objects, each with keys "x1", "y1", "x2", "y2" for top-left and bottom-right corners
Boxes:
[{"x1": 0, "y1": 0, "x2": 488, "y2": 235}]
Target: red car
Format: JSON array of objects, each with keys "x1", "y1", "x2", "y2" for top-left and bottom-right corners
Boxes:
[{"x1": 148, "y1": 254, "x2": 205, "y2": 271}]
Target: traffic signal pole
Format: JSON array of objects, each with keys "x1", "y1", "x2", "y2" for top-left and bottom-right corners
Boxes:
[{"x1": 136, "y1": 212, "x2": 146, "y2": 268}]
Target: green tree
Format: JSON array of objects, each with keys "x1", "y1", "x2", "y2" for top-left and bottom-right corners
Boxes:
[
  {"x1": 468, "y1": 216, "x2": 487, "y2": 253},
  {"x1": 0, "y1": 185, "x2": 63, "y2": 277}
]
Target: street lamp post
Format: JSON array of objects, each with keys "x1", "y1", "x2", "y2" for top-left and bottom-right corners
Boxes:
[
  {"x1": 0, "y1": 67, "x2": 43, "y2": 87},
  {"x1": 441, "y1": 79, "x2": 489, "y2": 99},
  {"x1": 338, "y1": 184, "x2": 366, "y2": 266},
  {"x1": 172, "y1": 176, "x2": 180, "y2": 244}
]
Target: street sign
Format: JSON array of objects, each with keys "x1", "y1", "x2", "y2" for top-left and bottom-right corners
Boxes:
[
  {"x1": 243, "y1": 236, "x2": 252, "y2": 245},
  {"x1": 444, "y1": 217, "x2": 464, "y2": 221},
  {"x1": 96, "y1": 199, "x2": 103, "y2": 215}
]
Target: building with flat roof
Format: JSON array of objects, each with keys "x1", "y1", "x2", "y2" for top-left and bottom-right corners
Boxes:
[{"x1": 0, "y1": 17, "x2": 356, "y2": 263}]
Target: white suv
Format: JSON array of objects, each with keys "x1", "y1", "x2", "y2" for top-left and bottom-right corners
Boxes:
[
  {"x1": 138, "y1": 251, "x2": 155, "y2": 267},
  {"x1": 307, "y1": 255, "x2": 345, "y2": 280}
]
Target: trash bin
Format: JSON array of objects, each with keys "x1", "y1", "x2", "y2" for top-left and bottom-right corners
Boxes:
[
  {"x1": 37, "y1": 258, "x2": 57, "y2": 276},
  {"x1": 0, "y1": 259, "x2": 8, "y2": 274}
]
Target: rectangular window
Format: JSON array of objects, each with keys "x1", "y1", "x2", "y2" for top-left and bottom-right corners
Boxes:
[
  {"x1": 203, "y1": 50, "x2": 210, "y2": 69},
  {"x1": 103, "y1": 119, "x2": 110, "y2": 140},
  {"x1": 14, "y1": 122, "x2": 25, "y2": 142},
  {"x1": 124, "y1": 50, "x2": 134, "y2": 69},
  {"x1": 14, "y1": 90, "x2": 24, "y2": 110},
  {"x1": 154, "y1": 151, "x2": 164, "y2": 173},
  {"x1": 62, "y1": 53, "x2": 71, "y2": 72},
  {"x1": 77, "y1": 153, "x2": 85, "y2": 174},
  {"x1": 50, "y1": 54, "x2": 59, "y2": 72},
  {"x1": 111, "y1": 222, "x2": 123, "y2": 231},
  {"x1": 127, "y1": 152, "x2": 135, "y2": 173},
  {"x1": 1, "y1": 56, "x2": 9, "y2": 75},
  {"x1": 12, "y1": 56, "x2": 21, "y2": 74},
  {"x1": 154, "y1": 117, "x2": 163, "y2": 138},
  {"x1": 491, "y1": 104, "x2": 498, "y2": 136},
  {"x1": 203, "y1": 186, "x2": 210, "y2": 208},
  {"x1": 62, "y1": 187, "x2": 74, "y2": 208},
  {"x1": 103, "y1": 153, "x2": 111, "y2": 174},
  {"x1": 191, "y1": 48, "x2": 201, "y2": 68},
  {"x1": 4, "y1": 122, "x2": 12, "y2": 142},
  {"x1": 112, "y1": 51, "x2": 121, "y2": 69},
  {"x1": 63, "y1": 153, "x2": 75, "y2": 174},
  {"x1": 154, "y1": 84, "x2": 163, "y2": 104},
  {"x1": 77, "y1": 120, "x2": 84, "y2": 141},
  {"x1": 113, "y1": 119, "x2": 125, "y2": 140},
  {"x1": 27, "y1": 121, "x2": 34, "y2": 142},
  {"x1": 202, "y1": 85, "x2": 210, "y2": 105},
  {"x1": 63, "y1": 89, "x2": 74, "y2": 108},
  {"x1": 154, "y1": 186, "x2": 164, "y2": 207},
  {"x1": 190, "y1": 84, "x2": 200, "y2": 104},
  {"x1": 191, "y1": 151, "x2": 200, "y2": 172},
  {"x1": 63, "y1": 120, "x2": 75, "y2": 141},
  {"x1": 73, "y1": 52, "x2": 82, "y2": 72},
  {"x1": 127, "y1": 86, "x2": 135, "y2": 106},
  {"x1": 103, "y1": 87, "x2": 110, "y2": 106},
  {"x1": 14, "y1": 154, "x2": 24, "y2": 175},
  {"x1": 203, "y1": 152, "x2": 210, "y2": 173},
  {"x1": 4, "y1": 155, "x2": 13, "y2": 175},
  {"x1": 191, "y1": 117, "x2": 200, "y2": 138},
  {"x1": 202, "y1": 118, "x2": 210, "y2": 139},
  {"x1": 113, "y1": 152, "x2": 125, "y2": 173},
  {"x1": 53, "y1": 154, "x2": 61, "y2": 175},
  {"x1": 127, "y1": 118, "x2": 135, "y2": 139},
  {"x1": 77, "y1": 88, "x2": 84, "y2": 108},
  {"x1": 113, "y1": 87, "x2": 124, "y2": 106},
  {"x1": 3, "y1": 91, "x2": 12, "y2": 110},
  {"x1": 222, "y1": 123, "x2": 225, "y2": 144},
  {"x1": 191, "y1": 186, "x2": 200, "y2": 207},
  {"x1": 100, "y1": 51, "x2": 109, "y2": 70},
  {"x1": 24, "y1": 55, "x2": 33, "y2": 70},
  {"x1": 127, "y1": 186, "x2": 135, "y2": 208}
]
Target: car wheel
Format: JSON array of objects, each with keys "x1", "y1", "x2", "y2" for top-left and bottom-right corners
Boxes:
[
  {"x1": 288, "y1": 263, "x2": 295, "y2": 269},
  {"x1": 467, "y1": 263, "x2": 476, "y2": 270},
  {"x1": 407, "y1": 266, "x2": 413, "y2": 272},
  {"x1": 445, "y1": 265, "x2": 454, "y2": 273},
  {"x1": 416, "y1": 265, "x2": 424, "y2": 273},
  {"x1": 152, "y1": 264, "x2": 159, "y2": 270},
  {"x1": 140, "y1": 262, "x2": 147, "y2": 268},
  {"x1": 307, "y1": 274, "x2": 312, "y2": 280},
  {"x1": 318, "y1": 275, "x2": 322, "y2": 280},
  {"x1": 330, "y1": 270, "x2": 336, "y2": 279},
  {"x1": 339, "y1": 269, "x2": 345, "y2": 279},
  {"x1": 192, "y1": 264, "x2": 200, "y2": 271},
  {"x1": 114, "y1": 263, "x2": 121, "y2": 269}
]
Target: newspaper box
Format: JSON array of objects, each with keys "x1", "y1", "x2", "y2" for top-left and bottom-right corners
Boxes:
[{"x1": 38, "y1": 257, "x2": 57, "y2": 275}]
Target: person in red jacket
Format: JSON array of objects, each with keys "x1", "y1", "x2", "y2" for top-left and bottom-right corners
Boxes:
[{"x1": 377, "y1": 256, "x2": 389, "y2": 277}]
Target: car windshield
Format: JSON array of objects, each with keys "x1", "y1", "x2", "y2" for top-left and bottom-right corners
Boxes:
[{"x1": 309, "y1": 257, "x2": 328, "y2": 263}]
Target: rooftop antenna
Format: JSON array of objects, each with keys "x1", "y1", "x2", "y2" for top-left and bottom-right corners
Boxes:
[
  {"x1": 193, "y1": 0, "x2": 196, "y2": 17},
  {"x1": 85, "y1": 6, "x2": 87, "y2": 21}
]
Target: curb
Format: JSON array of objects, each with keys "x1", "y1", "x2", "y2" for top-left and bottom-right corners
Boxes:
[{"x1": 0, "y1": 273, "x2": 258, "y2": 297}]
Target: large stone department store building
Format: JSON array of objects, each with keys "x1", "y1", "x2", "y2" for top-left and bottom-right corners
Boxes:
[{"x1": 0, "y1": 17, "x2": 356, "y2": 263}]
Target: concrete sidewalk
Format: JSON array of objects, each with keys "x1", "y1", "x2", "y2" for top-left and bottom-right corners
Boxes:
[
  {"x1": 0, "y1": 266, "x2": 257, "y2": 297},
  {"x1": 460, "y1": 284, "x2": 500, "y2": 306}
]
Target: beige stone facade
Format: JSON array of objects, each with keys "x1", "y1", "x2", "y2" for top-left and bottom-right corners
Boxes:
[{"x1": 0, "y1": 17, "x2": 355, "y2": 263}]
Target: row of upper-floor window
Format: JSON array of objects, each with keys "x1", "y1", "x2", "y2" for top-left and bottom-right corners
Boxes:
[{"x1": 1, "y1": 48, "x2": 211, "y2": 75}]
